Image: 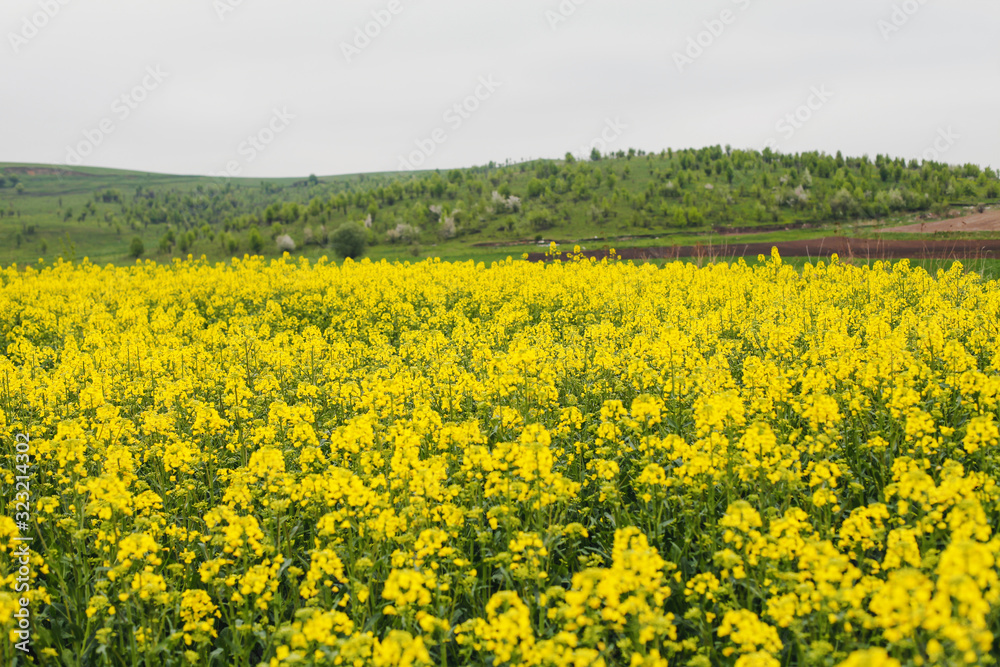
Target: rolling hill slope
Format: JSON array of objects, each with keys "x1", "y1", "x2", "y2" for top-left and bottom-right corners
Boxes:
[{"x1": 1, "y1": 147, "x2": 997, "y2": 266}]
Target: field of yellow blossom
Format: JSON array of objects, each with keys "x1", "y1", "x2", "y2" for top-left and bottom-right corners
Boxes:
[{"x1": 2, "y1": 248, "x2": 1000, "y2": 667}]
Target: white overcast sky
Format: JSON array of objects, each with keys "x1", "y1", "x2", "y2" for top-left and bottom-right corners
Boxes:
[{"x1": 1, "y1": 0, "x2": 997, "y2": 177}]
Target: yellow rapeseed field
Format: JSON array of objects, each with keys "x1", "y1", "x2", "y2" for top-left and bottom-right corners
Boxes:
[{"x1": 2, "y1": 247, "x2": 1000, "y2": 666}]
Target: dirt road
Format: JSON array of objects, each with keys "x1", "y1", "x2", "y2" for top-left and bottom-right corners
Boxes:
[{"x1": 883, "y1": 209, "x2": 1000, "y2": 234}]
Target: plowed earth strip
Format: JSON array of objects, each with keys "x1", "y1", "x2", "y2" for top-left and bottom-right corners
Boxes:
[{"x1": 527, "y1": 238, "x2": 1000, "y2": 262}]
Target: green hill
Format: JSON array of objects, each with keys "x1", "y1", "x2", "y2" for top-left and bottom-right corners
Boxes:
[{"x1": 1, "y1": 147, "x2": 998, "y2": 266}]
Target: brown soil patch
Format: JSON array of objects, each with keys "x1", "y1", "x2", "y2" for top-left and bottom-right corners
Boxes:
[
  {"x1": 526, "y1": 237, "x2": 1000, "y2": 262},
  {"x1": 883, "y1": 209, "x2": 1000, "y2": 234}
]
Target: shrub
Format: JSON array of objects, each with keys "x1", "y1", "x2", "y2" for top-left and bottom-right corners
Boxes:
[
  {"x1": 129, "y1": 236, "x2": 144, "y2": 258},
  {"x1": 248, "y1": 228, "x2": 264, "y2": 254},
  {"x1": 829, "y1": 188, "x2": 858, "y2": 219},
  {"x1": 276, "y1": 234, "x2": 296, "y2": 252},
  {"x1": 491, "y1": 191, "x2": 521, "y2": 213},
  {"x1": 331, "y1": 222, "x2": 368, "y2": 259},
  {"x1": 178, "y1": 231, "x2": 194, "y2": 254},
  {"x1": 385, "y1": 223, "x2": 420, "y2": 245},
  {"x1": 527, "y1": 209, "x2": 554, "y2": 231},
  {"x1": 439, "y1": 217, "x2": 457, "y2": 240},
  {"x1": 526, "y1": 179, "x2": 546, "y2": 198}
]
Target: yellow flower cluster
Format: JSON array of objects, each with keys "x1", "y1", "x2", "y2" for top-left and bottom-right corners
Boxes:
[{"x1": 1, "y1": 251, "x2": 999, "y2": 666}]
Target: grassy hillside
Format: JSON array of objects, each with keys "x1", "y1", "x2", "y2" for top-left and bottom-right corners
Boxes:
[{"x1": 1, "y1": 147, "x2": 998, "y2": 266}]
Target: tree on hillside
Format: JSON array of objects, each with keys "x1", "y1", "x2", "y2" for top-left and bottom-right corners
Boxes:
[
  {"x1": 526, "y1": 179, "x2": 545, "y2": 198},
  {"x1": 129, "y1": 237, "x2": 145, "y2": 258},
  {"x1": 331, "y1": 222, "x2": 367, "y2": 259},
  {"x1": 527, "y1": 209, "x2": 554, "y2": 231},
  {"x1": 248, "y1": 228, "x2": 264, "y2": 254},
  {"x1": 829, "y1": 188, "x2": 858, "y2": 219}
]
